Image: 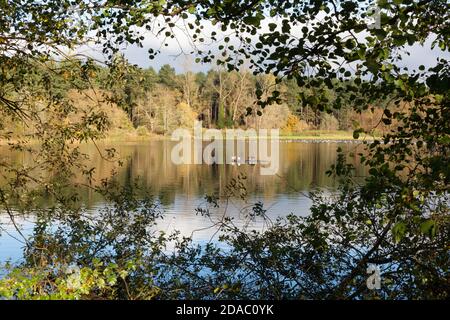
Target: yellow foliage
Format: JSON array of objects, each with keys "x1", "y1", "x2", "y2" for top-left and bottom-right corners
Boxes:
[
  {"x1": 175, "y1": 102, "x2": 197, "y2": 128},
  {"x1": 282, "y1": 114, "x2": 309, "y2": 133}
]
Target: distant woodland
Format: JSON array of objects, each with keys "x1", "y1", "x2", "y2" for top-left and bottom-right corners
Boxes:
[{"x1": 2, "y1": 54, "x2": 392, "y2": 140}]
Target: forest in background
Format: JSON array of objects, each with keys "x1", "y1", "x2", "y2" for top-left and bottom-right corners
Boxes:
[{"x1": 2, "y1": 54, "x2": 391, "y2": 141}]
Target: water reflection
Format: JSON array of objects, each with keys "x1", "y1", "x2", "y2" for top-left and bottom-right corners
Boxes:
[
  {"x1": 69, "y1": 141, "x2": 366, "y2": 206},
  {"x1": 0, "y1": 141, "x2": 367, "y2": 262}
]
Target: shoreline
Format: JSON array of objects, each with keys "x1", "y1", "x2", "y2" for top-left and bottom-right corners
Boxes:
[
  {"x1": 0, "y1": 131, "x2": 380, "y2": 146},
  {"x1": 100, "y1": 131, "x2": 378, "y2": 143}
]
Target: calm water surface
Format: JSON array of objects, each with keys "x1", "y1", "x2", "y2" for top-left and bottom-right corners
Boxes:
[{"x1": 0, "y1": 141, "x2": 367, "y2": 263}]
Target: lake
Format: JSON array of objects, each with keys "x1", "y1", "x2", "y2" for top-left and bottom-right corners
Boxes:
[{"x1": 0, "y1": 140, "x2": 367, "y2": 263}]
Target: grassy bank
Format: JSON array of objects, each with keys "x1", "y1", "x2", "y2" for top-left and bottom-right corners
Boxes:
[
  {"x1": 0, "y1": 130, "x2": 378, "y2": 145},
  {"x1": 98, "y1": 130, "x2": 378, "y2": 142},
  {"x1": 277, "y1": 130, "x2": 379, "y2": 141}
]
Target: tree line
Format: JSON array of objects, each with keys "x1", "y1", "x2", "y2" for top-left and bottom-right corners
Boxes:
[
  {"x1": 5, "y1": 53, "x2": 389, "y2": 137},
  {"x1": 101, "y1": 54, "x2": 390, "y2": 135}
]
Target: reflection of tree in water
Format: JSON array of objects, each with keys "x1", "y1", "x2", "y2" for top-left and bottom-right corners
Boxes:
[{"x1": 0, "y1": 142, "x2": 367, "y2": 208}]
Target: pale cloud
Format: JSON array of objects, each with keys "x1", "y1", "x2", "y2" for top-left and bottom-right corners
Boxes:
[{"x1": 70, "y1": 13, "x2": 448, "y2": 73}]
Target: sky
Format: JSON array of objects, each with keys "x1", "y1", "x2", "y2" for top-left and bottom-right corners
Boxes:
[
  {"x1": 74, "y1": 14, "x2": 449, "y2": 74},
  {"x1": 119, "y1": 35, "x2": 449, "y2": 74}
]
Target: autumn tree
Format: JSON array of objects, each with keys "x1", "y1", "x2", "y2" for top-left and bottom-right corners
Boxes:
[{"x1": 0, "y1": 0, "x2": 448, "y2": 300}]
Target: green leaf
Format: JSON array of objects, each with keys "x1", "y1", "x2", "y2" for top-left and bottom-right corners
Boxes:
[
  {"x1": 243, "y1": 16, "x2": 261, "y2": 27},
  {"x1": 392, "y1": 222, "x2": 406, "y2": 243},
  {"x1": 420, "y1": 220, "x2": 437, "y2": 238},
  {"x1": 188, "y1": 6, "x2": 196, "y2": 14},
  {"x1": 268, "y1": 23, "x2": 277, "y2": 32}
]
